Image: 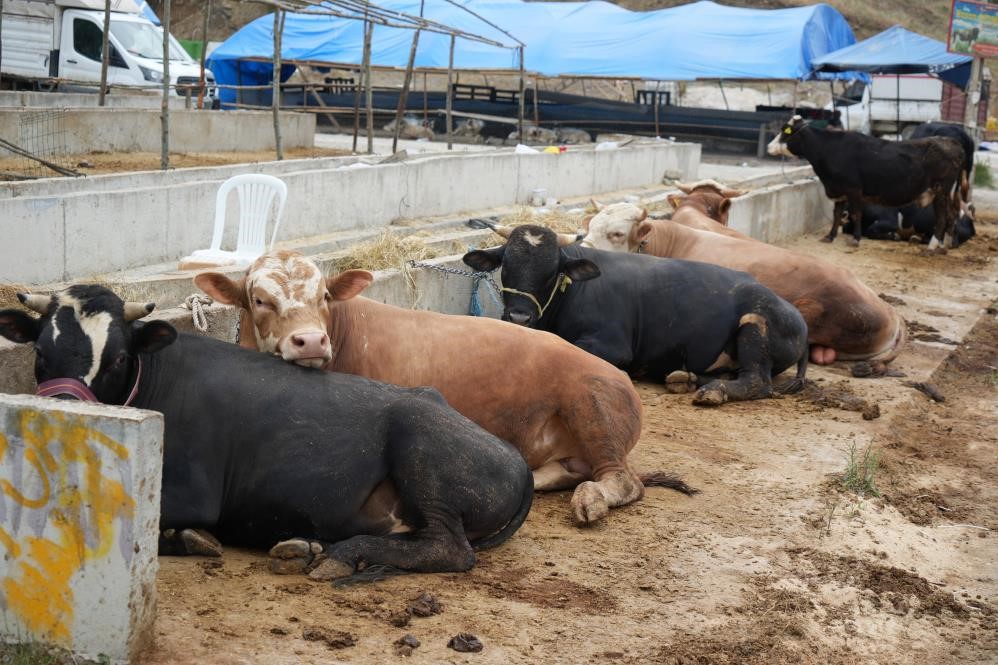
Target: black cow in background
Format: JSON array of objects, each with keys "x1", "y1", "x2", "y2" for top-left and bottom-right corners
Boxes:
[
  {"x1": 0, "y1": 286, "x2": 534, "y2": 582},
  {"x1": 462, "y1": 225, "x2": 809, "y2": 408},
  {"x1": 767, "y1": 115, "x2": 965, "y2": 250},
  {"x1": 847, "y1": 203, "x2": 977, "y2": 247},
  {"x1": 910, "y1": 122, "x2": 975, "y2": 203}
]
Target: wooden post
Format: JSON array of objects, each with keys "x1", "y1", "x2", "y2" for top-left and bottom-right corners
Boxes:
[
  {"x1": 895, "y1": 73, "x2": 900, "y2": 138},
  {"x1": 0, "y1": 0, "x2": 5, "y2": 90},
  {"x1": 446, "y1": 35, "x2": 455, "y2": 150},
  {"x1": 352, "y1": 62, "x2": 361, "y2": 152},
  {"x1": 532, "y1": 77, "x2": 539, "y2": 125},
  {"x1": 363, "y1": 21, "x2": 374, "y2": 154},
  {"x1": 272, "y1": 8, "x2": 284, "y2": 160},
  {"x1": 198, "y1": 0, "x2": 212, "y2": 110},
  {"x1": 98, "y1": 0, "x2": 111, "y2": 106},
  {"x1": 422, "y1": 71, "x2": 428, "y2": 123},
  {"x1": 160, "y1": 0, "x2": 171, "y2": 170},
  {"x1": 653, "y1": 85, "x2": 660, "y2": 137},
  {"x1": 392, "y1": 27, "x2": 421, "y2": 153},
  {"x1": 517, "y1": 46, "x2": 525, "y2": 141},
  {"x1": 963, "y1": 57, "x2": 984, "y2": 133}
]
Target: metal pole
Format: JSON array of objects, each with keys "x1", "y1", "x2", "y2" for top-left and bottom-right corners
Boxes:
[
  {"x1": 446, "y1": 34, "x2": 454, "y2": 150},
  {"x1": 352, "y1": 62, "x2": 361, "y2": 152},
  {"x1": 392, "y1": 27, "x2": 421, "y2": 153},
  {"x1": 0, "y1": 0, "x2": 5, "y2": 90},
  {"x1": 517, "y1": 46, "x2": 525, "y2": 141},
  {"x1": 532, "y1": 77, "x2": 539, "y2": 125},
  {"x1": 422, "y1": 71, "x2": 427, "y2": 124},
  {"x1": 363, "y1": 21, "x2": 374, "y2": 154},
  {"x1": 896, "y1": 73, "x2": 900, "y2": 139},
  {"x1": 98, "y1": 0, "x2": 111, "y2": 106},
  {"x1": 272, "y1": 9, "x2": 284, "y2": 160},
  {"x1": 198, "y1": 0, "x2": 212, "y2": 110},
  {"x1": 653, "y1": 89, "x2": 660, "y2": 137},
  {"x1": 160, "y1": 0, "x2": 171, "y2": 170},
  {"x1": 718, "y1": 79, "x2": 729, "y2": 111}
]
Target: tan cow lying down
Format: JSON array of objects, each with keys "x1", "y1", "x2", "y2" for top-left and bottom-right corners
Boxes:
[
  {"x1": 581, "y1": 192, "x2": 906, "y2": 368},
  {"x1": 195, "y1": 251, "x2": 696, "y2": 525}
]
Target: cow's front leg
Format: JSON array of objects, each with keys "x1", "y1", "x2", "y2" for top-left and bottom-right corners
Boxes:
[
  {"x1": 845, "y1": 196, "x2": 863, "y2": 247},
  {"x1": 823, "y1": 200, "x2": 846, "y2": 242}
]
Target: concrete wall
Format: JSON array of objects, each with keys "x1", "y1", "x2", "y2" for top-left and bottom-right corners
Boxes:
[
  {"x1": 727, "y1": 177, "x2": 831, "y2": 243},
  {"x1": 0, "y1": 108, "x2": 314, "y2": 155},
  {"x1": 0, "y1": 142, "x2": 699, "y2": 284},
  {"x1": 0, "y1": 394, "x2": 163, "y2": 664},
  {"x1": 0, "y1": 90, "x2": 188, "y2": 109}
]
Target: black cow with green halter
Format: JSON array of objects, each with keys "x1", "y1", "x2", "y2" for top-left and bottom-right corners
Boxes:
[{"x1": 463, "y1": 224, "x2": 808, "y2": 407}]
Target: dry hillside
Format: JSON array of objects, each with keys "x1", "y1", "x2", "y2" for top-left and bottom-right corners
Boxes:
[{"x1": 154, "y1": 0, "x2": 953, "y2": 43}]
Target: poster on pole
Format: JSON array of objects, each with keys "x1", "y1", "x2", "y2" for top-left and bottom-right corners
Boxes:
[{"x1": 948, "y1": 0, "x2": 998, "y2": 57}]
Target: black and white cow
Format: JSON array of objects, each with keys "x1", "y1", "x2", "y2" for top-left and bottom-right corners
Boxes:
[
  {"x1": 462, "y1": 225, "x2": 809, "y2": 407},
  {"x1": 767, "y1": 115, "x2": 965, "y2": 250},
  {"x1": 0, "y1": 285, "x2": 533, "y2": 581}
]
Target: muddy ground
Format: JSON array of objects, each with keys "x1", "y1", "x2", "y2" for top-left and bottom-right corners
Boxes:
[{"x1": 145, "y1": 218, "x2": 997, "y2": 664}]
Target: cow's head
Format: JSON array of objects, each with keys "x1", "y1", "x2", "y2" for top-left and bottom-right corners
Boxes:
[
  {"x1": 462, "y1": 224, "x2": 599, "y2": 327},
  {"x1": 669, "y1": 180, "x2": 745, "y2": 224},
  {"x1": 766, "y1": 115, "x2": 806, "y2": 158},
  {"x1": 0, "y1": 285, "x2": 176, "y2": 405},
  {"x1": 195, "y1": 250, "x2": 373, "y2": 368},
  {"x1": 580, "y1": 201, "x2": 648, "y2": 251}
]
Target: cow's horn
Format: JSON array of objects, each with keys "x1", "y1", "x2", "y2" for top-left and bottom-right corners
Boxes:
[
  {"x1": 589, "y1": 198, "x2": 605, "y2": 212},
  {"x1": 721, "y1": 187, "x2": 748, "y2": 198},
  {"x1": 556, "y1": 232, "x2": 582, "y2": 247},
  {"x1": 123, "y1": 302, "x2": 155, "y2": 322},
  {"x1": 675, "y1": 182, "x2": 694, "y2": 194},
  {"x1": 16, "y1": 293, "x2": 52, "y2": 314},
  {"x1": 491, "y1": 224, "x2": 513, "y2": 239}
]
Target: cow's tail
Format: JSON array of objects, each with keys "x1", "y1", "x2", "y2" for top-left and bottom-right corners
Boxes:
[
  {"x1": 639, "y1": 472, "x2": 699, "y2": 496},
  {"x1": 471, "y1": 470, "x2": 535, "y2": 552}
]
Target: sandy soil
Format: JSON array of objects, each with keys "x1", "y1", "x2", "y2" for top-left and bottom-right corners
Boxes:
[
  {"x1": 144, "y1": 220, "x2": 997, "y2": 665},
  {"x1": 0, "y1": 147, "x2": 352, "y2": 180}
]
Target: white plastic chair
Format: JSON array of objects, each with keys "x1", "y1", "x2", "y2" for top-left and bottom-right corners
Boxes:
[{"x1": 185, "y1": 174, "x2": 288, "y2": 267}]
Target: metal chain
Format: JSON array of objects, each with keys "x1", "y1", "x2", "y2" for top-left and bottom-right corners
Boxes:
[
  {"x1": 407, "y1": 260, "x2": 504, "y2": 307},
  {"x1": 183, "y1": 294, "x2": 213, "y2": 333}
]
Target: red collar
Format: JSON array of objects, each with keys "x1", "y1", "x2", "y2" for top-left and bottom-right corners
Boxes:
[{"x1": 35, "y1": 357, "x2": 142, "y2": 407}]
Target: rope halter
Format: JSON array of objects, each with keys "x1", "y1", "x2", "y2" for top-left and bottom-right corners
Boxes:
[
  {"x1": 501, "y1": 273, "x2": 573, "y2": 320},
  {"x1": 36, "y1": 357, "x2": 143, "y2": 407}
]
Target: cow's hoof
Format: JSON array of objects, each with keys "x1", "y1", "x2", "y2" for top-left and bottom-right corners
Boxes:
[
  {"x1": 693, "y1": 387, "x2": 728, "y2": 407},
  {"x1": 309, "y1": 558, "x2": 355, "y2": 581},
  {"x1": 665, "y1": 370, "x2": 698, "y2": 394},
  {"x1": 845, "y1": 237, "x2": 860, "y2": 248},
  {"x1": 269, "y1": 556, "x2": 313, "y2": 575},
  {"x1": 180, "y1": 528, "x2": 223, "y2": 557},
  {"x1": 269, "y1": 538, "x2": 312, "y2": 559},
  {"x1": 571, "y1": 481, "x2": 609, "y2": 525},
  {"x1": 820, "y1": 235, "x2": 834, "y2": 243}
]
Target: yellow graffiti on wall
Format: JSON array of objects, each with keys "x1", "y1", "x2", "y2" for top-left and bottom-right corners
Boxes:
[{"x1": 0, "y1": 409, "x2": 135, "y2": 645}]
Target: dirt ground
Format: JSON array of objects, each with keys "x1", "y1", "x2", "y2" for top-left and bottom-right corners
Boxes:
[
  {"x1": 145, "y1": 219, "x2": 997, "y2": 665},
  {"x1": 0, "y1": 147, "x2": 352, "y2": 180}
]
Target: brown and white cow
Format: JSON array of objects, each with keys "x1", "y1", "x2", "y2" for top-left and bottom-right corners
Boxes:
[
  {"x1": 195, "y1": 251, "x2": 695, "y2": 525},
  {"x1": 581, "y1": 198, "x2": 906, "y2": 368}
]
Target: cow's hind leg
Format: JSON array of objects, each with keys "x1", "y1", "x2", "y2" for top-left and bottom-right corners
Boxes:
[
  {"x1": 823, "y1": 200, "x2": 846, "y2": 242},
  {"x1": 845, "y1": 195, "x2": 864, "y2": 247},
  {"x1": 927, "y1": 190, "x2": 955, "y2": 251},
  {"x1": 693, "y1": 314, "x2": 774, "y2": 406}
]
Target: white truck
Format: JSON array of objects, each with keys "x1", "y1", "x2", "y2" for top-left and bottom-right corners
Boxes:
[
  {"x1": 1, "y1": 0, "x2": 216, "y2": 105},
  {"x1": 836, "y1": 74, "x2": 976, "y2": 139}
]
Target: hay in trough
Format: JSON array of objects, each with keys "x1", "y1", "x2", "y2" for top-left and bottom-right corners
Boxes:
[
  {"x1": 335, "y1": 231, "x2": 444, "y2": 273},
  {"x1": 498, "y1": 206, "x2": 589, "y2": 234},
  {"x1": 0, "y1": 283, "x2": 29, "y2": 310}
]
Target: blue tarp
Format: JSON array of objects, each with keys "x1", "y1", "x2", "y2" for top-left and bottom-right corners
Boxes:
[
  {"x1": 812, "y1": 24, "x2": 973, "y2": 89},
  {"x1": 135, "y1": 0, "x2": 160, "y2": 26},
  {"x1": 208, "y1": 0, "x2": 862, "y2": 104}
]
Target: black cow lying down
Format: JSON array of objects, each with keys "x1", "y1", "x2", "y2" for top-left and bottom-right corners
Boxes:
[
  {"x1": 767, "y1": 115, "x2": 965, "y2": 249},
  {"x1": 0, "y1": 286, "x2": 532, "y2": 581},
  {"x1": 463, "y1": 225, "x2": 808, "y2": 407},
  {"x1": 848, "y1": 203, "x2": 976, "y2": 247}
]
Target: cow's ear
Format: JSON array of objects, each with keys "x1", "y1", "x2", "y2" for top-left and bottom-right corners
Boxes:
[
  {"x1": 327, "y1": 270, "x2": 373, "y2": 301},
  {"x1": 581, "y1": 214, "x2": 593, "y2": 232},
  {"x1": 132, "y1": 320, "x2": 177, "y2": 355},
  {"x1": 463, "y1": 246, "x2": 505, "y2": 272},
  {"x1": 668, "y1": 194, "x2": 685, "y2": 210},
  {"x1": 0, "y1": 309, "x2": 40, "y2": 344},
  {"x1": 194, "y1": 272, "x2": 247, "y2": 308},
  {"x1": 718, "y1": 198, "x2": 732, "y2": 221},
  {"x1": 563, "y1": 259, "x2": 600, "y2": 282},
  {"x1": 636, "y1": 221, "x2": 654, "y2": 243}
]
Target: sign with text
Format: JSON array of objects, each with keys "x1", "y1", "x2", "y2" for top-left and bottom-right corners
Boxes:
[{"x1": 948, "y1": 0, "x2": 998, "y2": 57}]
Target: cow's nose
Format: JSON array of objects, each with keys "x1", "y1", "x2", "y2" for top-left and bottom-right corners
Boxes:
[
  {"x1": 289, "y1": 332, "x2": 330, "y2": 358},
  {"x1": 507, "y1": 311, "x2": 532, "y2": 326}
]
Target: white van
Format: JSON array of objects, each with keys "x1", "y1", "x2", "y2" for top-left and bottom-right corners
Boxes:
[{"x1": 1, "y1": 0, "x2": 217, "y2": 106}]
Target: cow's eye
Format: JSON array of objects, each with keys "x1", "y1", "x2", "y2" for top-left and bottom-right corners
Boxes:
[
  {"x1": 254, "y1": 298, "x2": 265, "y2": 307},
  {"x1": 111, "y1": 353, "x2": 128, "y2": 368}
]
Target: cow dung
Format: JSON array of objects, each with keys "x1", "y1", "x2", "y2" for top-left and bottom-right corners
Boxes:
[
  {"x1": 448, "y1": 633, "x2": 484, "y2": 653},
  {"x1": 394, "y1": 634, "x2": 421, "y2": 657},
  {"x1": 302, "y1": 625, "x2": 356, "y2": 649},
  {"x1": 410, "y1": 593, "x2": 442, "y2": 617}
]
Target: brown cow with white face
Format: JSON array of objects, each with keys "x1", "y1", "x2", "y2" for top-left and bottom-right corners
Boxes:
[
  {"x1": 195, "y1": 250, "x2": 695, "y2": 525},
  {"x1": 580, "y1": 197, "x2": 906, "y2": 368}
]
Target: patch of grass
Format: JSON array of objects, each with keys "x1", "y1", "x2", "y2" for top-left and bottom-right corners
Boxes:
[
  {"x1": 0, "y1": 642, "x2": 111, "y2": 665},
  {"x1": 973, "y1": 161, "x2": 993, "y2": 189},
  {"x1": 842, "y1": 441, "x2": 881, "y2": 498}
]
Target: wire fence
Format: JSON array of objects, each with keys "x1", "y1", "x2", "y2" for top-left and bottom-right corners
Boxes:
[{"x1": 0, "y1": 110, "x2": 77, "y2": 181}]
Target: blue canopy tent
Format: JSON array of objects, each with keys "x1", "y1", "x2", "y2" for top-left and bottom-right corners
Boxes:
[
  {"x1": 207, "y1": 0, "x2": 863, "y2": 106},
  {"x1": 811, "y1": 24, "x2": 973, "y2": 89}
]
